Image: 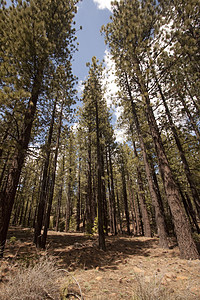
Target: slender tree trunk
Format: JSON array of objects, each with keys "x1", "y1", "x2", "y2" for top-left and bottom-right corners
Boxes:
[
  {"x1": 41, "y1": 99, "x2": 63, "y2": 248},
  {"x1": 133, "y1": 143, "x2": 152, "y2": 237},
  {"x1": 135, "y1": 62, "x2": 199, "y2": 259},
  {"x1": 55, "y1": 190, "x2": 62, "y2": 232},
  {"x1": 86, "y1": 132, "x2": 93, "y2": 233},
  {"x1": 127, "y1": 176, "x2": 136, "y2": 234},
  {"x1": 125, "y1": 72, "x2": 167, "y2": 245},
  {"x1": 65, "y1": 133, "x2": 74, "y2": 233},
  {"x1": 130, "y1": 178, "x2": 141, "y2": 235},
  {"x1": 101, "y1": 150, "x2": 108, "y2": 236},
  {"x1": 115, "y1": 180, "x2": 123, "y2": 233},
  {"x1": 171, "y1": 78, "x2": 200, "y2": 143},
  {"x1": 155, "y1": 75, "x2": 200, "y2": 214},
  {"x1": 56, "y1": 156, "x2": 64, "y2": 232},
  {"x1": 185, "y1": 193, "x2": 200, "y2": 234},
  {"x1": 108, "y1": 145, "x2": 117, "y2": 235},
  {"x1": 121, "y1": 160, "x2": 131, "y2": 235},
  {"x1": 106, "y1": 150, "x2": 113, "y2": 233},
  {"x1": 76, "y1": 157, "x2": 81, "y2": 231},
  {"x1": 95, "y1": 92, "x2": 106, "y2": 251},
  {"x1": 0, "y1": 152, "x2": 10, "y2": 191},
  {"x1": 65, "y1": 172, "x2": 72, "y2": 232},
  {"x1": 0, "y1": 67, "x2": 43, "y2": 257},
  {"x1": 183, "y1": 78, "x2": 200, "y2": 115},
  {"x1": 34, "y1": 97, "x2": 57, "y2": 247},
  {"x1": 0, "y1": 128, "x2": 10, "y2": 160}
]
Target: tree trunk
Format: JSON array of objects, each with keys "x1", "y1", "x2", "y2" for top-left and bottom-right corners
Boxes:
[
  {"x1": 125, "y1": 72, "x2": 167, "y2": 245},
  {"x1": 34, "y1": 97, "x2": 57, "y2": 247},
  {"x1": 121, "y1": 159, "x2": 131, "y2": 235},
  {"x1": 136, "y1": 62, "x2": 199, "y2": 259},
  {"x1": 56, "y1": 155, "x2": 65, "y2": 232},
  {"x1": 0, "y1": 67, "x2": 43, "y2": 257},
  {"x1": 41, "y1": 99, "x2": 63, "y2": 248},
  {"x1": 86, "y1": 132, "x2": 93, "y2": 233},
  {"x1": 115, "y1": 180, "x2": 123, "y2": 234},
  {"x1": 95, "y1": 91, "x2": 106, "y2": 251},
  {"x1": 108, "y1": 145, "x2": 117, "y2": 235},
  {"x1": 130, "y1": 179, "x2": 141, "y2": 235},
  {"x1": 76, "y1": 157, "x2": 81, "y2": 231},
  {"x1": 155, "y1": 75, "x2": 200, "y2": 214},
  {"x1": 101, "y1": 150, "x2": 108, "y2": 236},
  {"x1": 106, "y1": 150, "x2": 113, "y2": 233}
]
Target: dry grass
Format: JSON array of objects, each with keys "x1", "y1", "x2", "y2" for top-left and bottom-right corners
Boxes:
[
  {"x1": 0, "y1": 256, "x2": 62, "y2": 300},
  {"x1": 132, "y1": 274, "x2": 183, "y2": 300},
  {"x1": 3, "y1": 228, "x2": 200, "y2": 300}
]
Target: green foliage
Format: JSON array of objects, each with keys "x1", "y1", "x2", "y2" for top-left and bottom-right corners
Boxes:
[
  {"x1": 86, "y1": 222, "x2": 94, "y2": 236},
  {"x1": 9, "y1": 236, "x2": 17, "y2": 244},
  {"x1": 92, "y1": 217, "x2": 98, "y2": 234},
  {"x1": 69, "y1": 214, "x2": 76, "y2": 232},
  {"x1": 59, "y1": 219, "x2": 65, "y2": 232},
  {"x1": 192, "y1": 232, "x2": 200, "y2": 243}
]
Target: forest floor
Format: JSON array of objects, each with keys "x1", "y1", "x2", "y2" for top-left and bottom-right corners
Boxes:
[{"x1": 1, "y1": 227, "x2": 200, "y2": 299}]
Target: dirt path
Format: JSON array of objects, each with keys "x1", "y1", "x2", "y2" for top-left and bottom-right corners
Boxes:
[{"x1": 1, "y1": 227, "x2": 200, "y2": 299}]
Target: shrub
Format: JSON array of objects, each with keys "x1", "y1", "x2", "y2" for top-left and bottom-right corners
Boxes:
[
  {"x1": 133, "y1": 274, "x2": 184, "y2": 300},
  {"x1": 0, "y1": 256, "x2": 62, "y2": 300}
]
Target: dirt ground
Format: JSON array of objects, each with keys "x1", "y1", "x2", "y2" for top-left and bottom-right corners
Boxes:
[{"x1": 1, "y1": 227, "x2": 200, "y2": 299}]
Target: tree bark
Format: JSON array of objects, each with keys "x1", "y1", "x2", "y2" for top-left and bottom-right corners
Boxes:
[
  {"x1": 155, "y1": 75, "x2": 200, "y2": 214},
  {"x1": 56, "y1": 155, "x2": 65, "y2": 232},
  {"x1": 0, "y1": 67, "x2": 43, "y2": 257},
  {"x1": 95, "y1": 91, "x2": 106, "y2": 251},
  {"x1": 108, "y1": 145, "x2": 117, "y2": 235},
  {"x1": 76, "y1": 157, "x2": 81, "y2": 231},
  {"x1": 34, "y1": 97, "x2": 57, "y2": 247},
  {"x1": 125, "y1": 72, "x2": 167, "y2": 244},
  {"x1": 41, "y1": 99, "x2": 63, "y2": 248},
  {"x1": 121, "y1": 158, "x2": 131, "y2": 235},
  {"x1": 135, "y1": 62, "x2": 199, "y2": 259}
]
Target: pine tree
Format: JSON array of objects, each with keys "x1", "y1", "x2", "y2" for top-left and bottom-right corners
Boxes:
[
  {"x1": 103, "y1": 0, "x2": 199, "y2": 259},
  {"x1": 80, "y1": 57, "x2": 108, "y2": 250},
  {"x1": 0, "y1": 0, "x2": 78, "y2": 257}
]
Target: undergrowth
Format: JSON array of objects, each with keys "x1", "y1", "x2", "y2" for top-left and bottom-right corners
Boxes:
[
  {"x1": 0, "y1": 256, "x2": 62, "y2": 300},
  {"x1": 133, "y1": 274, "x2": 184, "y2": 300}
]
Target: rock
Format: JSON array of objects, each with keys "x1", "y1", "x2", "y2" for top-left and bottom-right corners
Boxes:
[
  {"x1": 96, "y1": 276, "x2": 103, "y2": 281},
  {"x1": 73, "y1": 242, "x2": 83, "y2": 249},
  {"x1": 161, "y1": 278, "x2": 168, "y2": 286},
  {"x1": 132, "y1": 266, "x2": 144, "y2": 274},
  {"x1": 176, "y1": 275, "x2": 188, "y2": 280},
  {"x1": 157, "y1": 268, "x2": 161, "y2": 272},
  {"x1": 144, "y1": 276, "x2": 151, "y2": 283},
  {"x1": 165, "y1": 272, "x2": 177, "y2": 279}
]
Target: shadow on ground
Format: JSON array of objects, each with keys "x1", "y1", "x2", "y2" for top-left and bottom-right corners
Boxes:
[{"x1": 6, "y1": 227, "x2": 178, "y2": 271}]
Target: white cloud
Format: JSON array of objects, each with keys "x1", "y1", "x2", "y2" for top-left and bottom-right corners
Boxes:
[
  {"x1": 103, "y1": 49, "x2": 119, "y2": 108},
  {"x1": 77, "y1": 80, "x2": 84, "y2": 95},
  {"x1": 102, "y1": 50, "x2": 127, "y2": 143},
  {"x1": 115, "y1": 127, "x2": 126, "y2": 143},
  {"x1": 93, "y1": 0, "x2": 120, "y2": 11}
]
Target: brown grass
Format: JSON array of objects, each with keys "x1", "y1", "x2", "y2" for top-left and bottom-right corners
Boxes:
[
  {"x1": 2, "y1": 227, "x2": 200, "y2": 300},
  {"x1": 132, "y1": 274, "x2": 183, "y2": 300},
  {"x1": 0, "y1": 256, "x2": 62, "y2": 300}
]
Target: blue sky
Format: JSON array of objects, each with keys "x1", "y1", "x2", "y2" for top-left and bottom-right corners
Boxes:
[{"x1": 73, "y1": 0, "x2": 112, "y2": 84}]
